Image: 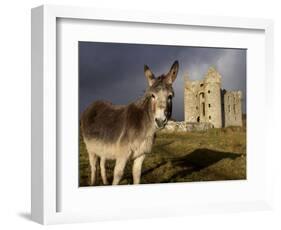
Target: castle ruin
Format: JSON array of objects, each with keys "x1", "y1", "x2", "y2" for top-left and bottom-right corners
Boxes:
[{"x1": 184, "y1": 67, "x2": 243, "y2": 128}]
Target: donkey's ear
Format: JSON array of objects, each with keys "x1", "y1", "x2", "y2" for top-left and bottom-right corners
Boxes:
[
  {"x1": 165, "y1": 60, "x2": 179, "y2": 84},
  {"x1": 144, "y1": 65, "x2": 155, "y2": 86}
]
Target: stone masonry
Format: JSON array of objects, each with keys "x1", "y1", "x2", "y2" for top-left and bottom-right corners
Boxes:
[
  {"x1": 223, "y1": 91, "x2": 243, "y2": 127},
  {"x1": 184, "y1": 67, "x2": 243, "y2": 128}
]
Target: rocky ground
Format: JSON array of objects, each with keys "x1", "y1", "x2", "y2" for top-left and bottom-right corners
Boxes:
[{"x1": 79, "y1": 126, "x2": 246, "y2": 186}]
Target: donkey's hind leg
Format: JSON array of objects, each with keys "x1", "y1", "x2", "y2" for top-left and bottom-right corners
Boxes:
[
  {"x1": 100, "y1": 157, "x2": 108, "y2": 185},
  {"x1": 88, "y1": 152, "x2": 98, "y2": 186}
]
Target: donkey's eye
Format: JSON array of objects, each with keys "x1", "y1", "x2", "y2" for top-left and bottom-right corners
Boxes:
[
  {"x1": 168, "y1": 95, "x2": 172, "y2": 100},
  {"x1": 151, "y1": 94, "x2": 155, "y2": 99}
]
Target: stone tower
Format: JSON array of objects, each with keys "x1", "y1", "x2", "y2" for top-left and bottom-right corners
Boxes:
[
  {"x1": 184, "y1": 78, "x2": 202, "y2": 123},
  {"x1": 203, "y1": 67, "x2": 222, "y2": 128},
  {"x1": 224, "y1": 91, "x2": 243, "y2": 127},
  {"x1": 184, "y1": 67, "x2": 222, "y2": 128}
]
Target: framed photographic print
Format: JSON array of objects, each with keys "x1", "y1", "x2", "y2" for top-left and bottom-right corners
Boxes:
[{"x1": 31, "y1": 5, "x2": 274, "y2": 225}]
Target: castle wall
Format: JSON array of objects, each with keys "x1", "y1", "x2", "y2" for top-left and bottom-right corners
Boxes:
[
  {"x1": 184, "y1": 80, "x2": 201, "y2": 123},
  {"x1": 184, "y1": 67, "x2": 242, "y2": 128},
  {"x1": 224, "y1": 91, "x2": 243, "y2": 127},
  {"x1": 204, "y1": 82, "x2": 222, "y2": 128}
]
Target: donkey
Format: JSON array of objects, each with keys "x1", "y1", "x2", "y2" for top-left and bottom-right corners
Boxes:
[{"x1": 81, "y1": 61, "x2": 179, "y2": 185}]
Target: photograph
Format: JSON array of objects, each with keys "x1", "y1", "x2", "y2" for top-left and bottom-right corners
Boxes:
[{"x1": 79, "y1": 42, "x2": 247, "y2": 186}]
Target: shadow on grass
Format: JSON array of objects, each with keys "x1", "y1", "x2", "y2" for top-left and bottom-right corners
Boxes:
[
  {"x1": 142, "y1": 148, "x2": 241, "y2": 182},
  {"x1": 168, "y1": 148, "x2": 241, "y2": 180},
  {"x1": 172, "y1": 148, "x2": 240, "y2": 169}
]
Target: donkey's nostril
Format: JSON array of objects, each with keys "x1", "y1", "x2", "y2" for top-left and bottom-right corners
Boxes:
[
  {"x1": 155, "y1": 118, "x2": 167, "y2": 128},
  {"x1": 155, "y1": 118, "x2": 161, "y2": 127}
]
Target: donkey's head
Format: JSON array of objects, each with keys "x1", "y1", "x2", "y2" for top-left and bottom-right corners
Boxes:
[{"x1": 144, "y1": 60, "x2": 179, "y2": 129}]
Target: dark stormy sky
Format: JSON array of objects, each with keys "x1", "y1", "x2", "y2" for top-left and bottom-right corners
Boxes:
[{"x1": 79, "y1": 42, "x2": 246, "y2": 121}]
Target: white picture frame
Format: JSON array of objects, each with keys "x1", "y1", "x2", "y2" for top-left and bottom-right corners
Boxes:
[{"x1": 31, "y1": 4, "x2": 274, "y2": 225}]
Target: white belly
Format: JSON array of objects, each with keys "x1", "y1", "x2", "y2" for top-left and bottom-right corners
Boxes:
[
  {"x1": 84, "y1": 134, "x2": 154, "y2": 160},
  {"x1": 84, "y1": 138, "x2": 129, "y2": 159}
]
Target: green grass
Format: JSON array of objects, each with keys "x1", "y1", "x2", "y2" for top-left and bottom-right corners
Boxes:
[{"x1": 79, "y1": 126, "x2": 246, "y2": 186}]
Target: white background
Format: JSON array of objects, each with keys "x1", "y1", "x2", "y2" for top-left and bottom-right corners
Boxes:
[{"x1": 0, "y1": 0, "x2": 280, "y2": 229}]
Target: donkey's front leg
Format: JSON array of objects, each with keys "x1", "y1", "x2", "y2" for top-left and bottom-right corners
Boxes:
[
  {"x1": 112, "y1": 158, "x2": 128, "y2": 185},
  {"x1": 133, "y1": 154, "x2": 145, "y2": 184}
]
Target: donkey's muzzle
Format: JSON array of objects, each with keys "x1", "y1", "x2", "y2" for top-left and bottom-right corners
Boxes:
[{"x1": 155, "y1": 118, "x2": 167, "y2": 129}]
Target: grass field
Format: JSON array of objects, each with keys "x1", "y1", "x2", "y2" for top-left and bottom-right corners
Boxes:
[{"x1": 79, "y1": 126, "x2": 246, "y2": 186}]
